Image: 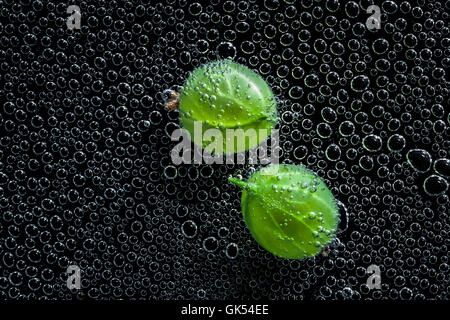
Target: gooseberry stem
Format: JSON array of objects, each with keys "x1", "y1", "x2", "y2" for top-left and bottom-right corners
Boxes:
[
  {"x1": 228, "y1": 177, "x2": 248, "y2": 189},
  {"x1": 165, "y1": 92, "x2": 180, "y2": 111}
]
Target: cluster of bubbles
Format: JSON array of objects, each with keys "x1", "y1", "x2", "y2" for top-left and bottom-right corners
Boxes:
[{"x1": 0, "y1": 0, "x2": 449, "y2": 300}]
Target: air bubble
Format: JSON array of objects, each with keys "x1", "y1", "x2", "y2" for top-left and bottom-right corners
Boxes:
[
  {"x1": 225, "y1": 243, "x2": 239, "y2": 259},
  {"x1": 215, "y1": 42, "x2": 237, "y2": 59},
  {"x1": 406, "y1": 149, "x2": 432, "y2": 172},
  {"x1": 423, "y1": 175, "x2": 448, "y2": 196},
  {"x1": 350, "y1": 75, "x2": 370, "y2": 92},
  {"x1": 181, "y1": 220, "x2": 198, "y2": 239}
]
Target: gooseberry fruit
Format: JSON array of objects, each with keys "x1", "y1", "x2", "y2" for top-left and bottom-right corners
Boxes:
[
  {"x1": 173, "y1": 59, "x2": 278, "y2": 154},
  {"x1": 229, "y1": 164, "x2": 339, "y2": 259}
]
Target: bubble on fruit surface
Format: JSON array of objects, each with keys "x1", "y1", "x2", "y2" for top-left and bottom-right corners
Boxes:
[{"x1": 0, "y1": 0, "x2": 448, "y2": 301}]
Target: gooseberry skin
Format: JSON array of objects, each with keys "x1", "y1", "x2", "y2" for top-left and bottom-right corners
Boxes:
[
  {"x1": 230, "y1": 164, "x2": 339, "y2": 260},
  {"x1": 179, "y1": 59, "x2": 278, "y2": 154}
]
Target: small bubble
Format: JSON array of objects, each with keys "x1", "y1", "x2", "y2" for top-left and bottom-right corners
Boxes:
[
  {"x1": 423, "y1": 175, "x2": 448, "y2": 196},
  {"x1": 406, "y1": 149, "x2": 432, "y2": 172}
]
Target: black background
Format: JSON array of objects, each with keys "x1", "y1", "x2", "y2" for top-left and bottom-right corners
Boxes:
[{"x1": 0, "y1": 0, "x2": 449, "y2": 301}]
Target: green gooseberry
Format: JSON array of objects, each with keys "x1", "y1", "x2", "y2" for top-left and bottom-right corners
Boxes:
[
  {"x1": 229, "y1": 164, "x2": 339, "y2": 260},
  {"x1": 178, "y1": 59, "x2": 277, "y2": 154}
]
